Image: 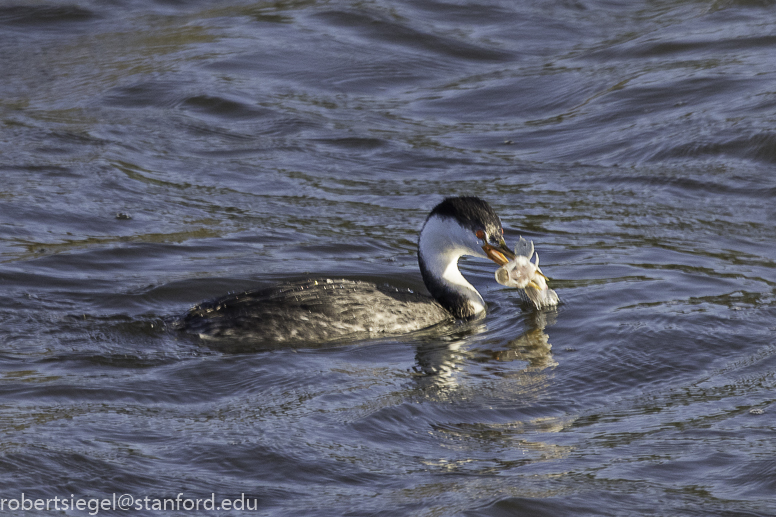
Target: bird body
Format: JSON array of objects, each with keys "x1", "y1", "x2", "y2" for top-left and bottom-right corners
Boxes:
[{"x1": 179, "y1": 278, "x2": 452, "y2": 343}]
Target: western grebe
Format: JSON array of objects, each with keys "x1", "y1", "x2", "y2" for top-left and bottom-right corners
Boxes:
[{"x1": 179, "y1": 196, "x2": 517, "y2": 343}]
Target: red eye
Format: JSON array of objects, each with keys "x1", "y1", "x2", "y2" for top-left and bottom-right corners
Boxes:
[{"x1": 476, "y1": 230, "x2": 485, "y2": 240}]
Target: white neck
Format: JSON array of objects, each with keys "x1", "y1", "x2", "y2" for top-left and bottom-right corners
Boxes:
[{"x1": 418, "y1": 216, "x2": 486, "y2": 317}]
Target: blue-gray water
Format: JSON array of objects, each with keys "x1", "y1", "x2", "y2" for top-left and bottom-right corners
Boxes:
[{"x1": 1, "y1": 1, "x2": 776, "y2": 515}]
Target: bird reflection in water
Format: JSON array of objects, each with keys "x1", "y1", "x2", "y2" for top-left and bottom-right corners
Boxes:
[
  {"x1": 489, "y1": 310, "x2": 558, "y2": 370},
  {"x1": 412, "y1": 309, "x2": 558, "y2": 390}
]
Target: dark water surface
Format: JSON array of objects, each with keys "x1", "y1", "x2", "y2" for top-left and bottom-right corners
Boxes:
[{"x1": 2, "y1": 0, "x2": 776, "y2": 515}]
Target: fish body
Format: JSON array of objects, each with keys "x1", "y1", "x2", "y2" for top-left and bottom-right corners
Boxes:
[{"x1": 495, "y1": 237, "x2": 559, "y2": 309}]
